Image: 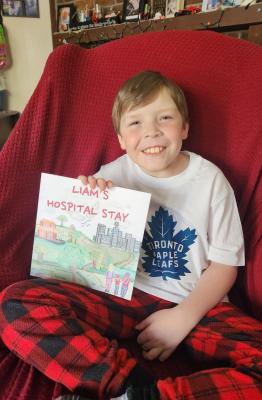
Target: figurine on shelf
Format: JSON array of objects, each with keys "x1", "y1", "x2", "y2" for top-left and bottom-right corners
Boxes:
[
  {"x1": 105, "y1": 7, "x2": 116, "y2": 19},
  {"x1": 72, "y1": 0, "x2": 92, "y2": 25},
  {"x1": 153, "y1": 10, "x2": 161, "y2": 18},
  {"x1": 185, "y1": 5, "x2": 202, "y2": 13},
  {"x1": 105, "y1": 7, "x2": 122, "y2": 23},
  {"x1": 58, "y1": 7, "x2": 71, "y2": 32},
  {"x1": 91, "y1": 9, "x2": 98, "y2": 23},
  {"x1": 95, "y1": 3, "x2": 103, "y2": 20},
  {"x1": 153, "y1": 10, "x2": 164, "y2": 19}
]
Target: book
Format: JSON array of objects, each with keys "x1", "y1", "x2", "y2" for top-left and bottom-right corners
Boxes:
[{"x1": 31, "y1": 173, "x2": 151, "y2": 300}]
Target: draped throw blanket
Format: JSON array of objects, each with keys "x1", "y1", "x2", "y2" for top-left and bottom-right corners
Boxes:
[{"x1": 0, "y1": 30, "x2": 261, "y2": 399}]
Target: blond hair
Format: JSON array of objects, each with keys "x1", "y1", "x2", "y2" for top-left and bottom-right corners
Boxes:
[{"x1": 112, "y1": 71, "x2": 189, "y2": 134}]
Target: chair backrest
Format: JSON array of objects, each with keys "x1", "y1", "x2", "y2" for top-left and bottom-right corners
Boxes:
[{"x1": 0, "y1": 30, "x2": 261, "y2": 319}]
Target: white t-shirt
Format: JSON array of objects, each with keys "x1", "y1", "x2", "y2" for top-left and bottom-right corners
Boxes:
[{"x1": 95, "y1": 151, "x2": 245, "y2": 303}]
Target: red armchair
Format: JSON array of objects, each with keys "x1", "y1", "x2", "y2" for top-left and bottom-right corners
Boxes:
[{"x1": 0, "y1": 30, "x2": 261, "y2": 400}]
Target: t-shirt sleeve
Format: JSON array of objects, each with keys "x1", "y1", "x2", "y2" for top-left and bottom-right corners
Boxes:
[
  {"x1": 93, "y1": 157, "x2": 126, "y2": 184},
  {"x1": 94, "y1": 165, "x2": 111, "y2": 180},
  {"x1": 207, "y1": 177, "x2": 245, "y2": 267}
]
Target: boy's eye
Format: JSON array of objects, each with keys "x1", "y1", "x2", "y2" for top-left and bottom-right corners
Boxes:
[
  {"x1": 160, "y1": 115, "x2": 173, "y2": 120},
  {"x1": 129, "y1": 120, "x2": 140, "y2": 126}
]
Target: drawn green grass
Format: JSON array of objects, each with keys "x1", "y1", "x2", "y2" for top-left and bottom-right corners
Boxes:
[{"x1": 32, "y1": 224, "x2": 138, "y2": 299}]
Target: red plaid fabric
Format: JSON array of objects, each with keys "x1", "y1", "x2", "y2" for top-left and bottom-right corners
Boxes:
[{"x1": 0, "y1": 278, "x2": 261, "y2": 400}]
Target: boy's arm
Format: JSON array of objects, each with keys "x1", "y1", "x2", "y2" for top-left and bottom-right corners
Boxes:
[
  {"x1": 136, "y1": 262, "x2": 237, "y2": 361},
  {"x1": 177, "y1": 261, "x2": 237, "y2": 324}
]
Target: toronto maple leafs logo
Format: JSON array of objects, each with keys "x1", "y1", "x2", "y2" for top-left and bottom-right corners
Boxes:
[{"x1": 142, "y1": 207, "x2": 197, "y2": 280}]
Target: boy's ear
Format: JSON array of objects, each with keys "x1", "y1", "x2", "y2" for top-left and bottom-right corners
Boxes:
[
  {"x1": 182, "y1": 123, "x2": 189, "y2": 140},
  {"x1": 117, "y1": 133, "x2": 126, "y2": 150}
]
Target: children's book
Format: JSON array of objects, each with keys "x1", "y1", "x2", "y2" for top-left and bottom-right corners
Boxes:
[{"x1": 31, "y1": 173, "x2": 151, "y2": 300}]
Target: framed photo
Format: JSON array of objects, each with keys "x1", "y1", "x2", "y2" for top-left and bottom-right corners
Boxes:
[
  {"x1": 201, "y1": 0, "x2": 219, "y2": 11},
  {"x1": 122, "y1": 0, "x2": 144, "y2": 21},
  {"x1": 2, "y1": 0, "x2": 24, "y2": 16},
  {"x1": 57, "y1": 4, "x2": 74, "y2": 32},
  {"x1": 165, "y1": 0, "x2": 184, "y2": 17},
  {"x1": 202, "y1": 0, "x2": 241, "y2": 11},
  {"x1": 24, "y1": 0, "x2": 39, "y2": 17},
  {"x1": 2, "y1": 0, "x2": 39, "y2": 17}
]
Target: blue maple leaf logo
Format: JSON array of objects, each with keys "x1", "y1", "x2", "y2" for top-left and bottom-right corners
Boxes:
[{"x1": 142, "y1": 207, "x2": 197, "y2": 280}]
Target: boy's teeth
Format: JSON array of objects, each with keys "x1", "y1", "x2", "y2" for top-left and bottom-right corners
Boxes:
[{"x1": 143, "y1": 146, "x2": 163, "y2": 154}]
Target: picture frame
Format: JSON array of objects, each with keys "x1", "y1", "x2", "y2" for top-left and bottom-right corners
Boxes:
[
  {"x1": 122, "y1": 0, "x2": 144, "y2": 21},
  {"x1": 57, "y1": 4, "x2": 74, "y2": 33},
  {"x1": 165, "y1": 0, "x2": 184, "y2": 17},
  {"x1": 201, "y1": 0, "x2": 219, "y2": 11},
  {"x1": 201, "y1": 0, "x2": 241, "y2": 11},
  {"x1": 2, "y1": 0, "x2": 39, "y2": 18},
  {"x1": 24, "y1": 0, "x2": 39, "y2": 17},
  {"x1": 2, "y1": 0, "x2": 24, "y2": 17}
]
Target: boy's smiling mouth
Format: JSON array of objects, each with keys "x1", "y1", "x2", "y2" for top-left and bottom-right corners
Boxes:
[{"x1": 142, "y1": 146, "x2": 165, "y2": 154}]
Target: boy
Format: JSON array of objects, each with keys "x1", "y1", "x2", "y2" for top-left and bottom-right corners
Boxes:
[{"x1": 0, "y1": 71, "x2": 261, "y2": 400}]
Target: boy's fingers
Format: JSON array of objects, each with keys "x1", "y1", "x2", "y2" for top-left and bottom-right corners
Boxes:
[
  {"x1": 77, "y1": 175, "x2": 88, "y2": 185},
  {"x1": 87, "y1": 175, "x2": 97, "y2": 189},
  {"x1": 97, "y1": 178, "x2": 107, "y2": 191},
  {"x1": 137, "y1": 327, "x2": 152, "y2": 345},
  {"x1": 142, "y1": 347, "x2": 162, "y2": 361},
  {"x1": 78, "y1": 175, "x2": 113, "y2": 190},
  {"x1": 158, "y1": 349, "x2": 173, "y2": 362},
  {"x1": 140, "y1": 339, "x2": 158, "y2": 351}
]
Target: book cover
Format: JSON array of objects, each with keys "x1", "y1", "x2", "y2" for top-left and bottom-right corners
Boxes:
[{"x1": 31, "y1": 173, "x2": 151, "y2": 300}]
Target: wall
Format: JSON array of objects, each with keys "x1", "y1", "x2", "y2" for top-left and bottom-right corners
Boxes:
[{"x1": 2, "y1": 0, "x2": 53, "y2": 112}]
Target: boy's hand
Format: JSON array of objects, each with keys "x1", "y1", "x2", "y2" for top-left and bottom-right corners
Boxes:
[
  {"x1": 135, "y1": 263, "x2": 237, "y2": 362},
  {"x1": 78, "y1": 175, "x2": 113, "y2": 191},
  {"x1": 135, "y1": 306, "x2": 194, "y2": 362}
]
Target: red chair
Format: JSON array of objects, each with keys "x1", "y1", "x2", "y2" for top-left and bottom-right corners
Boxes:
[{"x1": 0, "y1": 30, "x2": 261, "y2": 400}]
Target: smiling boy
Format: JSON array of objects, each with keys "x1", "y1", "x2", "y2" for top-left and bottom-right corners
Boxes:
[
  {"x1": 0, "y1": 71, "x2": 262, "y2": 400},
  {"x1": 84, "y1": 70, "x2": 242, "y2": 363}
]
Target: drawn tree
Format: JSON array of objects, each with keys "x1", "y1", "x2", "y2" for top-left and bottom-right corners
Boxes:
[
  {"x1": 57, "y1": 215, "x2": 68, "y2": 227},
  {"x1": 70, "y1": 229, "x2": 81, "y2": 244}
]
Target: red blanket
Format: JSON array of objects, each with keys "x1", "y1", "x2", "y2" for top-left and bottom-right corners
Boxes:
[{"x1": 0, "y1": 30, "x2": 261, "y2": 399}]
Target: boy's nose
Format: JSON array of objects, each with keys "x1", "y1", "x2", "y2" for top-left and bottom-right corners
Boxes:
[
  {"x1": 145, "y1": 131, "x2": 162, "y2": 138},
  {"x1": 144, "y1": 122, "x2": 162, "y2": 138}
]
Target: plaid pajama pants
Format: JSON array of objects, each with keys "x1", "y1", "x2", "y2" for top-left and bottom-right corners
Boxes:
[{"x1": 0, "y1": 278, "x2": 261, "y2": 400}]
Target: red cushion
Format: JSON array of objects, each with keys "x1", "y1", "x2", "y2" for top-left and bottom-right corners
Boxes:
[{"x1": 0, "y1": 30, "x2": 261, "y2": 320}]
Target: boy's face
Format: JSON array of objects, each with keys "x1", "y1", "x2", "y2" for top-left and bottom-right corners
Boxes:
[{"x1": 118, "y1": 89, "x2": 189, "y2": 178}]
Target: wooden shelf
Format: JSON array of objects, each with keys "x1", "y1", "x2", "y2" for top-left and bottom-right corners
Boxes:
[{"x1": 50, "y1": 2, "x2": 262, "y2": 48}]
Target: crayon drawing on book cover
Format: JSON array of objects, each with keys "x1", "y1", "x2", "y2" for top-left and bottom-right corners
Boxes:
[{"x1": 31, "y1": 173, "x2": 151, "y2": 300}]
